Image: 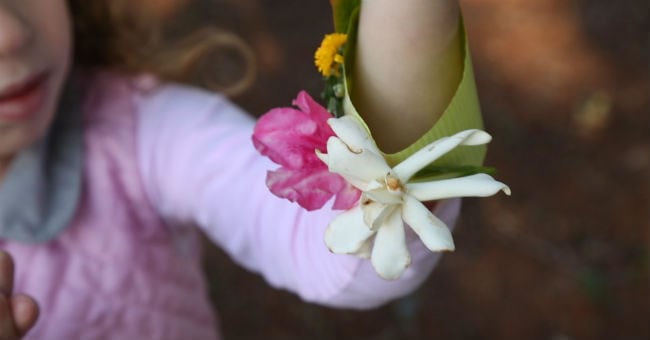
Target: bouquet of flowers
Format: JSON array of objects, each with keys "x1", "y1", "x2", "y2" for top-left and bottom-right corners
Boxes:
[{"x1": 252, "y1": 0, "x2": 510, "y2": 279}]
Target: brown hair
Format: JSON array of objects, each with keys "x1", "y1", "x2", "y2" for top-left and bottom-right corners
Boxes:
[{"x1": 67, "y1": 0, "x2": 256, "y2": 96}]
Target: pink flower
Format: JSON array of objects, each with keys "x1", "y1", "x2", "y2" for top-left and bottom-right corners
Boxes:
[{"x1": 252, "y1": 91, "x2": 360, "y2": 210}]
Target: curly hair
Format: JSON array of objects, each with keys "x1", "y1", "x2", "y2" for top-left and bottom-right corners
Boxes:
[{"x1": 67, "y1": 0, "x2": 256, "y2": 96}]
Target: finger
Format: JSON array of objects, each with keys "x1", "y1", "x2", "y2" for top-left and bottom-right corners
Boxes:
[
  {"x1": 0, "y1": 294, "x2": 17, "y2": 339},
  {"x1": 10, "y1": 294, "x2": 38, "y2": 337},
  {"x1": 0, "y1": 251, "x2": 14, "y2": 296}
]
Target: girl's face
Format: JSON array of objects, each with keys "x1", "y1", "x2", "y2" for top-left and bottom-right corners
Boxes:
[{"x1": 0, "y1": 0, "x2": 71, "y2": 161}]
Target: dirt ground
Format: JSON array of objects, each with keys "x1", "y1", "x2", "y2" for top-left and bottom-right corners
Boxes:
[{"x1": 176, "y1": 0, "x2": 649, "y2": 339}]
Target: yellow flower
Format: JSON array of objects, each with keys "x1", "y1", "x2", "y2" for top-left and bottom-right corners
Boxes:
[{"x1": 314, "y1": 33, "x2": 348, "y2": 77}]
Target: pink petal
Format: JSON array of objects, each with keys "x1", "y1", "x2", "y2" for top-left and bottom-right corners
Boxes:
[
  {"x1": 332, "y1": 183, "x2": 361, "y2": 210},
  {"x1": 252, "y1": 92, "x2": 334, "y2": 169},
  {"x1": 252, "y1": 110, "x2": 321, "y2": 168},
  {"x1": 266, "y1": 167, "x2": 350, "y2": 211},
  {"x1": 253, "y1": 91, "x2": 360, "y2": 211},
  {"x1": 293, "y1": 90, "x2": 333, "y2": 124}
]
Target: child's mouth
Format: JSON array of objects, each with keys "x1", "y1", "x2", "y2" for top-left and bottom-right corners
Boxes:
[{"x1": 0, "y1": 72, "x2": 48, "y2": 122}]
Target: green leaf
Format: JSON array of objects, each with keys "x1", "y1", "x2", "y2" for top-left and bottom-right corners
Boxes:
[{"x1": 330, "y1": 0, "x2": 361, "y2": 33}]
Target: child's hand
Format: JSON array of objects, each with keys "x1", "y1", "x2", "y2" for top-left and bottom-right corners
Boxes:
[{"x1": 0, "y1": 251, "x2": 38, "y2": 339}]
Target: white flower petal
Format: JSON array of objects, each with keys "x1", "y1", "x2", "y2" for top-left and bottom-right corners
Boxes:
[
  {"x1": 401, "y1": 195, "x2": 455, "y2": 251},
  {"x1": 392, "y1": 129, "x2": 492, "y2": 182},
  {"x1": 370, "y1": 210, "x2": 411, "y2": 280},
  {"x1": 407, "y1": 173, "x2": 511, "y2": 201},
  {"x1": 315, "y1": 149, "x2": 328, "y2": 164},
  {"x1": 325, "y1": 136, "x2": 390, "y2": 188},
  {"x1": 457, "y1": 129, "x2": 492, "y2": 145},
  {"x1": 325, "y1": 206, "x2": 375, "y2": 254},
  {"x1": 361, "y1": 200, "x2": 396, "y2": 231},
  {"x1": 353, "y1": 237, "x2": 374, "y2": 259},
  {"x1": 365, "y1": 179, "x2": 384, "y2": 191},
  {"x1": 328, "y1": 116, "x2": 382, "y2": 154},
  {"x1": 364, "y1": 188, "x2": 403, "y2": 205}
]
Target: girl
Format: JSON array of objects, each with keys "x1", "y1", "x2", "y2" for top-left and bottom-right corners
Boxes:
[{"x1": 0, "y1": 0, "x2": 468, "y2": 338}]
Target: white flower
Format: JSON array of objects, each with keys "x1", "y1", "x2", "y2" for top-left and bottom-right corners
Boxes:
[{"x1": 317, "y1": 116, "x2": 511, "y2": 280}]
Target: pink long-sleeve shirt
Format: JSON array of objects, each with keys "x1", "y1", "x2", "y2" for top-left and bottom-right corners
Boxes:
[{"x1": 0, "y1": 73, "x2": 459, "y2": 339}]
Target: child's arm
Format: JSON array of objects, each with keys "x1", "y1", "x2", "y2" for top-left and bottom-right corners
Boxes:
[
  {"x1": 136, "y1": 0, "x2": 468, "y2": 307},
  {"x1": 352, "y1": 0, "x2": 462, "y2": 152},
  {"x1": 135, "y1": 86, "x2": 461, "y2": 308}
]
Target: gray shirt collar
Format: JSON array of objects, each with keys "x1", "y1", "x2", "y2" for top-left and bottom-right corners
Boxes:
[{"x1": 0, "y1": 82, "x2": 83, "y2": 243}]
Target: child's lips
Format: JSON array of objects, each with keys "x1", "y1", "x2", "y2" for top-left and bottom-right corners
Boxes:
[{"x1": 0, "y1": 72, "x2": 48, "y2": 122}]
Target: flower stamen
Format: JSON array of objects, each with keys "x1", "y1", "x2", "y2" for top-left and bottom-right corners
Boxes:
[{"x1": 385, "y1": 175, "x2": 403, "y2": 192}]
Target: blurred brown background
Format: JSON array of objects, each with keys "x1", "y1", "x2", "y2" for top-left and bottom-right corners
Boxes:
[{"x1": 153, "y1": 0, "x2": 649, "y2": 338}]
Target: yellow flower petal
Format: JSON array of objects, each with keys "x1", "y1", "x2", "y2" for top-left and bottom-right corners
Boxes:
[{"x1": 314, "y1": 33, "x2": 348, "y2": 77}]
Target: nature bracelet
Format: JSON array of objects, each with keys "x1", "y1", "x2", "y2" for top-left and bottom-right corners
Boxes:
[{"x1": 252, "y1": 0, "x2": 510, "y2": 280}]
